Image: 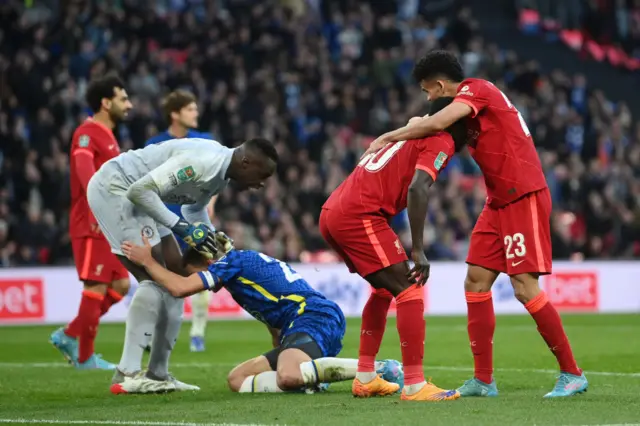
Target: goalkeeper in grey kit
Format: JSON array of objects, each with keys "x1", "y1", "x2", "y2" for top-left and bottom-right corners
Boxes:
[{"x1": 86, "y1": 136, "x2": 277, "y2": 394}]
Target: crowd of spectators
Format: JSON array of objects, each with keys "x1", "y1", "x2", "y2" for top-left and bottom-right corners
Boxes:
[
  {"x1": 516, "y1": 0, "x2": 640, "y2": 58},
  {"x1": 0, "y1": 0, "x2": 639, "y2": 267}
]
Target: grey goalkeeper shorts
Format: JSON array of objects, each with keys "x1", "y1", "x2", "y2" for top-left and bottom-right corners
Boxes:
[{"x1": 86, "y1": 163, "x2": 171, "y2": 255}]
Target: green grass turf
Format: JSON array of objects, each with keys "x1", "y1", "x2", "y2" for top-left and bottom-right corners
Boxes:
[{"x1": 0, "y1": 314, "x2": 639, "y2": 426}]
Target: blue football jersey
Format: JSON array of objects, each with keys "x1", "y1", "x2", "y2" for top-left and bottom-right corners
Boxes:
[
  {"x1": 197, "y1": 250, "x2": 337, "y2": 330},
  {"x1": 145, "y1": 130, "x2": 214, "y2": 217}
]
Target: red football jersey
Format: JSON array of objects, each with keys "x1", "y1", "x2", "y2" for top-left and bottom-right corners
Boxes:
[
  {"x1": 69, "y1": 119, "x2": 121, "y2": 238},
  {"x1": 453, "y1": 78, "x2": 547, "y2": 207},
  {"x1": 323, "y1": 133, "x2": 455, "y2": 218}
]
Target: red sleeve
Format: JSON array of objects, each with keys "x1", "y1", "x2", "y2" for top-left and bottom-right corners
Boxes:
[
  {"x1": 75, "y1": 160, "x2": 96, "y2": 192},
  {"x1": 415, "y1": 135, "x2": 455, "y2": 182},
  {"x1": 71, "y1": 125, "x2": 101, "y2": 191},
  {"x1": 453, "y1": 79, "x2": 489, "y2": 118}
]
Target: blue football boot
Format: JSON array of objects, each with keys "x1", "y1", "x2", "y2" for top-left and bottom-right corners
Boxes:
[
  {"x1": 544, "y1": 372, "x2": 588, "y2": 398},
  {"x1": 49, "y1": 327, "x2": 78, "y2": 364}
]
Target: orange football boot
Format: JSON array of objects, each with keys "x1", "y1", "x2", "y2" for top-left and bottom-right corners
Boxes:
[
  {"x1": 352, "y1": 374, "x2": 400, "y2": 398},
  {"x1": 401, "y1": 381, "x2": 460, "y2": 401}
]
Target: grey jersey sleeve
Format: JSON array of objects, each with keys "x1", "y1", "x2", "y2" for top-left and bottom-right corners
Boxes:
[
  {"x1": 126, "y1": 175, "x2": 181, "y2": 228},
  {"x1": 181, "y1": 201, "x2": 214, "y2": 230}
]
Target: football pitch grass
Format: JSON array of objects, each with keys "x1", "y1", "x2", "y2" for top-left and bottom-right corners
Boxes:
[{"x1": 0, "y1": 314, "x2": 639, "y2": 426}]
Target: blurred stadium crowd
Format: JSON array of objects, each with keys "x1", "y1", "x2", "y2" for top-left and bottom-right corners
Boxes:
[
  {"x1": 0, "y1": 0, "x2": 639, "y2": 267},
  {"x1": 517, "y1": 0, "x2": 640, "y2": 56}
]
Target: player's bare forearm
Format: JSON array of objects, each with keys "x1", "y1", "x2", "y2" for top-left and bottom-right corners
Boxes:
[
  {"x1": 407, "y1": 170, "x2": 434, "y2": 251},
  {"x1": 384, "y1": 102, "x2": 472, "y2": 143},
  {"x1": 143, "y1": 258, "x2": 203, "y2": 298}
]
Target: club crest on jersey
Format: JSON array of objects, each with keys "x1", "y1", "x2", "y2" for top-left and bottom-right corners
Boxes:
[
  {"x1": 141, "y1": 226, "x2": 154, "y2": 238},
  {"x1": 78, "y1": 135, "x2": 90, "y2": 147},
  {"x1": 177, "y1": 166, "x2": 195, "y2": 182},
  {"x1": 434, "y1": 152, "x2": 448, "y2": 170},
  {"x1": 458, "y1": 85, "x2": 474, "y2": 96}
]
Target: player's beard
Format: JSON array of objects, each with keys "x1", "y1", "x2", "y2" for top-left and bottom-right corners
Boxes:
[{"x1": 109, "y1": 108, "x2": 127, "y2": 124}]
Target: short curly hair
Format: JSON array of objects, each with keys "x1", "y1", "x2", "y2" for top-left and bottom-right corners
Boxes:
[
  {"x1": 85, "y1": 72, "x2": 126, "y2": 114},
  {"x1": 412, "y1": 50, "x2": 464, "y2": 83}
]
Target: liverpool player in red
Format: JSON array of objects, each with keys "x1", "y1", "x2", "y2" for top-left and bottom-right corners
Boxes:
[
  {"x1": 321, "y1": 98, "x2": 465, "y2": 402},
  {"x1": 49, "y1": 73, "x2": 133, "y2": 370},
  {"x1": 364, "y1": 50, "x2": 588, "y2": 398}
]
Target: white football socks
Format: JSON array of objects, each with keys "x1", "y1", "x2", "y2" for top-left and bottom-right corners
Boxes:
[
  {"x1": 299, "y1": 358, "x2": 359, "y2": 385},
  {"x1": 355, "y1": 361, "x2": 388, "y2": 383},
  {"x1": 118, "y1": 281, "x2": 162, "y2": 375},
  {"x1": 189, "y1": 291, "x2": 210, "y2": 337},
  {"x1": 355, "y1": 372, "x2": 378, "y2": 383},
  {"x1": 239, "y1": 358, "x2": 389, "y2": 392},
  {"x1": 147, "y1": 293, "x2": 184, "y2": 380},
  {"x1": 404, "y1": 381, "x2": 427, "y2": 395},
  {"x1": 239, "y1": 372, "x2": 283, "y2": 393}
]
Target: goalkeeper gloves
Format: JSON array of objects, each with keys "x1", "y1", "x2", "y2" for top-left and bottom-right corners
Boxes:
[
  {"x1": 214, "y1": 231, "x2": 234, "y2": 254},
  {"x1": 172, "y1": 219, "x2": 217, "y2": 259}
]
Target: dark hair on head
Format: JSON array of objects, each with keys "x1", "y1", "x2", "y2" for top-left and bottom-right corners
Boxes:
[
  {"x1": 429, "y1": 97, "x2": 467, "y2": 152},
  {"x1": 85, "y1": 72, "x2": 126, "y2": 113},
  {"x1": 162, "y1": 90, "x2": 197, "y2": 123},
  {"x1": 245, "y1": 137, "x2": 279, "y2": 164},
  {"x1": 412, "y1": 50, "x2": 464, "y2": 83},
  {"x1": 181, "y1": 247, "x2": 210, "y2": 269}
]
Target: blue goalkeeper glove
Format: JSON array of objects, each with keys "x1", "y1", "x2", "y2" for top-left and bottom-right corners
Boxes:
[{"x1": 172, "y1": 220, "x2": 218, "y2": 259}]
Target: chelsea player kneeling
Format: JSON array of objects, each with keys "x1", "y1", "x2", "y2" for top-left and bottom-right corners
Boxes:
[{"x1": 121, "y1": 233, "x2": 403, "y2": 393}]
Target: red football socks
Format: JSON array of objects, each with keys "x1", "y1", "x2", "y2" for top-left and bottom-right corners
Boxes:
[
  {"x1": 465, "y1": 291, "x2": 495, "y2": 384},
  {"x1": 100, "y1": 288, "x2": 124, "y2": 316},
  {"x1": 358, "y1": 288, "x2": 393, "y2": 372},
  {"x1": 525, "y1": 291, "x2": 582, "y2": 376},
  {"x1": 396, "y1": 285, "x2": 425, "y2": 386},
  {"x1": 65, "y1": 290, "x2": 104, "y2": 363}
]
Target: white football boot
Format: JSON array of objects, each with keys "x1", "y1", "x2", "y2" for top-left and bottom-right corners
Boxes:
[
  {"x1": 110, "y1": 375, "x2": 176, "y2": 394},
  {"x1": 168, "y1": 374, "x2": 200, "y2": 391}
]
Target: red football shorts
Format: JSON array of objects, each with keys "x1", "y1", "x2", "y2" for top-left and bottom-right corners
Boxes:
[
  {"x1": 71, "y1": 237, "x2": 129, "y2": 284},
  {"x1": 319, "y1": 208, "x2": 408, "y2": 277},
  {"x1": 466, "y1": 188, "x2": 552, "y2": 275}
]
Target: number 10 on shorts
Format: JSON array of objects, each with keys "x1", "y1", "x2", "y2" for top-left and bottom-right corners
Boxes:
[{"x1": 504, "y1": 233, "x2": 526, "y2": 264}]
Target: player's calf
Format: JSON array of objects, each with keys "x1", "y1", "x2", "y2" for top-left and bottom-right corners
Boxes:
[
  {"x1": 463, "y1": 264, "x2": 498, "y2": 386},
  {"x1": 227, "y1": 356, "x2": 272, "y2": 392},
  {"x1": 509, "y1": 272, "x2": 542, "y2": 304},
  {"x1": 519, "y1": 283, "x2": 584, "y2": 380}
]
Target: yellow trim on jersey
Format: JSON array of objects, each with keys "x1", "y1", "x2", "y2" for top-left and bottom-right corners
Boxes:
[
  {"x1": 238, "y1": 276, "x2": 306, "y2": 315},
  {"x1": 281, "y1": 294, "x2": 307, "y2": 315},
  {"x1": 238, "y1": 277, "x2": 279, "y2": 302}
]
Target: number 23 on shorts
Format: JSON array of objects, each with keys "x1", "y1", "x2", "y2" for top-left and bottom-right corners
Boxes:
[{"x1": 504, "y1": 232, "x2": 526, "y2": 267}]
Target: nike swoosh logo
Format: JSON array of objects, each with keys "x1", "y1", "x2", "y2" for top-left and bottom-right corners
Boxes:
[
  {"x1": 144, "y1": 333, "x2": 152, "y2": 336},
  {"x1": 511, "y1": 260, "x2": 524, "y2": 267}
]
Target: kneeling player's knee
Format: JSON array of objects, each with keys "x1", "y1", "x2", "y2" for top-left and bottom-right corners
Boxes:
[
  {"x1": 227, "y1": 369, "x2": 244, "y2": 392},
  {"x1": 510, "y1": 274, "x2": 540, "y2": 304},
  {"x1": 276, "y1": 368, "x2": 303, "y2": 390}
]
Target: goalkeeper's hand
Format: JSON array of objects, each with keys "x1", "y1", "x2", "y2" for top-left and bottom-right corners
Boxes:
[
  {"x1": 214, "y1": 231, "x2": 234, "y2": 254},
  {"x1": 172, "y1": 219, "x2": 217, "y2": 259}
]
